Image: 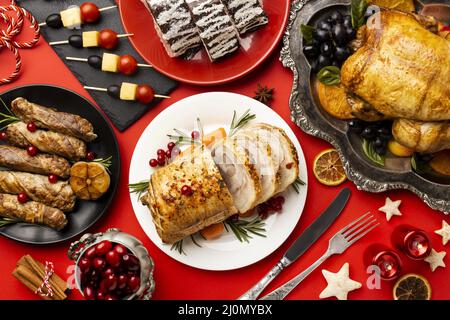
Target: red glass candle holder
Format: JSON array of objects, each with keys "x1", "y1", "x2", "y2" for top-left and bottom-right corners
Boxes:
[
  {"x1": 364, "y1": 244, "x2": 402, "y2": 280},
  {"x1": 392, "y1": 225, "x2": 431, "y2": 260}
]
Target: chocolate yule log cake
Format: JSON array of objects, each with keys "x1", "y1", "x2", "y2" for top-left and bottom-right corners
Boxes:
[
  {"x1": 144, "y1": 0, "x2": 202, "y2": 57},
  {"x1": 220, "y1": 0, "x2": 268, "y2": 34},
  {"x1": 185, "y1": 0, "x2": 240, "y2": 61}
]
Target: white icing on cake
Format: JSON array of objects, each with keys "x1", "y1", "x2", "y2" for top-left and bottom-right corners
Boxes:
[{"x1": 222, "y1": 0, "x2": 268, "y2": 34}]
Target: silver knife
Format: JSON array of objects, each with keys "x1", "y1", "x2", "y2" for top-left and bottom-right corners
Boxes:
[{"x1": 237, "y1": 187, "x2": 351, "y2": 300}]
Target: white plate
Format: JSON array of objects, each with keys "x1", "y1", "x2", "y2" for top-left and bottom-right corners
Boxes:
[{"x1": 129, "y1": 92, "x2": 308, "y2": 271}]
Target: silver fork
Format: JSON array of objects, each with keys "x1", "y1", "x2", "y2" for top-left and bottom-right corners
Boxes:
[{"x1": 260, "y1": 212, "x2": 379, "y2": 300}]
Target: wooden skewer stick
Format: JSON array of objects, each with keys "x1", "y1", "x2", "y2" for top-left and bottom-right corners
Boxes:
[
  {"x1": 99, "y1": 5, "x2": 118, "y2": 12},
  {"x1": 66, "y1": 56, "x2": 152, "y2": 68},
  {"x1": 84, "y1": 86, "x2": 170, "y2": 99}
]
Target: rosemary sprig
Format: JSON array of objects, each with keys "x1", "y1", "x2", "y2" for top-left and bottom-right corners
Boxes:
[
  {"x1": 229, "y1": 109, "x2": 256, "y2": 136},
  {"x1": 225, "y1": 217, "x2": 266, "y2": 243},
  {"x1": 167, "y1": 128, "x2": 201, "y2": 146},
  {"x1": 292, "y1": 177, "x2": 306, "y2": 193},
  {"x1": 0, "y1": 217, "x2": 21, "y2": 228},
  {"x1": 94, "y1": 156, "x2": 112, "y2": 173},
  {"x1": 128, "y1": 180, "x2": 149, "y2": 198},
  {"x1": 190, "y1": 234, "x2": 202, "y2": 248},
  {"x1": 0, "y1": 96, "x2": 19, "y2": 131},
  {"x1": 171, "y1": 240, "x2": 186, "y2": 255},
  {"x1": 197, "y1": 117, "x2": 204, "y2": 140}
]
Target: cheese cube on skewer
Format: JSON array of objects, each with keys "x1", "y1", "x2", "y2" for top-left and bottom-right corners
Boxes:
[
  {"x1": 60, "y1": 6, "x2": 82, "y2": 28},
  {"x1": 120, "y1": 83, "x2": 138, "y2": 101},
  {"x1": 82, "y1": 31, "x2": 100, "y2": 47},
  {"x1": 102, "y1": 53, "x2": 120, "y2": 73}
]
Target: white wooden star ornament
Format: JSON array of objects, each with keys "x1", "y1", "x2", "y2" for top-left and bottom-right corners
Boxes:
[
  {"x1": 435, "y1": 220, "x2": 450, "y2": 246},
  {"x1": 319, "y1": 263, "x2": 362, "y2": 300},
  {"x1": 424, "y1": 249, "x2": 446, "y2": 272},
  {"x1": 378, "y1": 197, "x2": 402, "y2": 221}
]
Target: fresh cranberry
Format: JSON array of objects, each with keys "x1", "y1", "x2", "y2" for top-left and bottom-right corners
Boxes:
[
  {"x1": 127, "y1": 276, "x2": 140, "y2": 293},
  {"x1": 96, "y1": 290, "x2": 106, "y2": 300},
  {"x1": 156, "y1": 149, "x2": 165, "y2": 156},
  {"x1": 48, "y1": 174, "x2": 58, "y2": 184},
  {"x1": 27, "y1": 146, "x2": 38, "y2": 156},
  {"x1": 165, "y1": 149, "x2": 172, "y2": 159},
  {"x1": 102, "y1": 267, "x2": 114, "y2": 278},
  {"x1": 191, "y1": 130, "x2": 200, "y2": 140},
  {"x1": 105, "y1": 293, "x2": 118, "y2": 300},
  {"x1": 86, "y1": 151, "x2": 96, "y2": 161},
  {"x1": 26, "y1": 122, "x2": 37, "y2": 132},
  {"x1": 277, "y1": 196, "x2": 285, "y2": 205},
  {"x1": 104, "y1": 274, "x2": 117, "y2": 291},
  {"x1": 149, "y1": 158, "x2": 158, "y2": 167},
  {"x1": 181, "y1": 185, "x2": 193, "y2": 196},
  {"x1": 125, "y1": 255, "x2": 140, "y2": 271},
  {"x1": 106, "y1": 250, "x2": 121, "y2": 268},
  {"x1": 273, "y1": 203, "x2": 283, "y2": 212},
  {"x1": 95, "y1": 240, "x2": 113, "y2": 256},
  {"x1": 83, "y1": 286, "x2": 95, "y2": 300},
  {"x1": 113, "y1": 244, "x2": 127, "y2": 256},
  {"x1": 79, "y1": 257, "x2": 91, "y2": 271},
  {"x1": 84, "y1": 246, "x2": 97, "y2": 260},
  {"x1": 157, "y1": 154, "x2": 166, "y2": 166},
  {"x1": 117, "y1": 274, "x2": 128, "y2": 289},
  {"x1": 92, "y1": 257, "x2": 106, "y2": 270},
  {"x1": 167, "y1": 142, "x2": 175, "y2": 151},
  {"x1": 0, "y1": 132, "x2": 7, "y2": 140},
  {"x1": 17, "y1": 192, "x2": 28, "y2": 204},
  {"x1": 171, "y1": 147, "x2": 181, "y2": 158}
]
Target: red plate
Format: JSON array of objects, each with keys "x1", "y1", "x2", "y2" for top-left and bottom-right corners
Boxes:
[{"x1": 118, "y1": 0, "x2": 291, "y2": 86}]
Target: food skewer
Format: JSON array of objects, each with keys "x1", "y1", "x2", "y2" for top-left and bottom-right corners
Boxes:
[
  {"x1": 39, "y1": 2, "x2": 117, "y2": 29},
  {"x1": 84, "y1": 83, "x2": 170, "y2": 104},
  {"x1": 49, "y1": 29, "x2": 133, "y2": 50},
  {"x1": 66, "y1": 53, "x2": 152, "y2": 75}
]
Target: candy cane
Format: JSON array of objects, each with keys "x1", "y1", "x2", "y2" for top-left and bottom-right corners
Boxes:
[{"x1": 0, "y1": 2, "x2": 40, "y2": 84}]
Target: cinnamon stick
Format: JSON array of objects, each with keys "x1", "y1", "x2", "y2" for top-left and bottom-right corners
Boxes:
[{"x1": 12, "y1": 265, "x2": 52, "y2": 300}]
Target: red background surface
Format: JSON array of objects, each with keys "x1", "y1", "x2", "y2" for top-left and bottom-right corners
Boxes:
[{"x1": 0, "y1": 0, "x2": 448, "y2": 300}]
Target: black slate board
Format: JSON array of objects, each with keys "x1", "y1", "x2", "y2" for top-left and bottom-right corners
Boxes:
[{"x1": 18, "y1": 0, "x2": 178, "y2": 131}]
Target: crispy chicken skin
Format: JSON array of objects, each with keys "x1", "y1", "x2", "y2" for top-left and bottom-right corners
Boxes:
[
  {"x1": 6, "y1": 122, "x2": 86, "y2": 161},
  {"x1": 143, "y1": 146, "x2": 237, "y2": 244},
  {"x1": 0, "y1": 171, "x2": 76, "y2": 212},
  {"x1": 0, "y1": 145, "x2": 71, "y2": 178},
  {"x1": 11, "y1": 98, "x2": 97, "y2": 142},
  {"x1": 0, "y1": 193, "x2": 67, "y2": 230},
  {"x1": 341, "y1": 10, "x2": 450, "y2": 121},
  {"x1": 392, "y1": 119, "x2": 450, "y2": 153}
]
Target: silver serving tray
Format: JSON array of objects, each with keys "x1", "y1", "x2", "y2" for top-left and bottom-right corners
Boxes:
[{"x1": 281, "y1": 0, "x2": 450, "y2": 213}]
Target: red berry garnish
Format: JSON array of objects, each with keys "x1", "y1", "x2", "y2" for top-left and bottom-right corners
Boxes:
[
  {"x1": 79, "y1": 257, "x2": 91, "y2": 272},
  {"x1": 273, "y1": 203, "x2": 282, "y2": 212},
  {"x1": 95, "y1": 240, "x2": 113, "y2": 256},
  {"x1": 127, "y1": 276, "x2": 140, "y2": 293},
  {"x1": 84, "y1": 246, "x2": 97, "y2": 260},
  {"x1": 48, "y1": 174, "x2": 58, "y2": 184},
  {"x1": 17, "y1": 192, "x2": 28, "y2": 204},
  {"x1": 165, "y1": 149, "x2": 172, "y2": 159},
  {"x1": 27, "y1": 122, "x2": 37, "y2": 132},
  {"x1": 157, "y1": 149, "x2": 165, "y2": 156},
  {"x1": 157, "y1": 154, "x2": 166, "y2": 166},
  {"x1": 105, "y1": 293, "x2": 118, "y2": 300},
  {"x1": 83, "y1": 286, "x2": 95, "y2": 300},
  {"x1": 117, "y1": 274, "x2": 128, "y2": 289},
  {"x1": 277, "y1": 196, "x2": 285, "y2": 205},
  {"x1": 0, "y1": 132, "x2": 7, "y2": 140},
  {"x1": 104, "y1": 274, "x2": 118, "y2": 291},
  {"x1": 171, "y1": 147, "x2": 181, "y2": 158},
  {"x1": 96, "y1": 290, "x2": 106, "y2": 300},
  {"x1": 149, "y1": 159, "x2": 158, "y2": 167},
  {"x1": 86, "y1": 151, "x2": 96, "y2": 161},
  {"x1": 27, "y1": 146, "x2": 38, "y2": 156},
  {"x1": 92, "y1": 257, "x2": 106, "y2": 270},
  {"x1": 191, "y1": 130, "x2": 200, "y2": 140},
  {"x1": 113, "y1": 244, "x2": 127, "y2": 256},
  {"x1": 181, "y1": 185, "x2": 193, "y2": 196},
  {"x1": 106, "y1": 250, "x2": 121, "y2": 268},
  {"x1": 167, "y1": 142, "x2": 175, "y2": 151}
]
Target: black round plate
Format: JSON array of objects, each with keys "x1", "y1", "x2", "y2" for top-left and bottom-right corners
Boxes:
[{"x1": 0, "y1": 85, "x2": 120, "y2": 244}]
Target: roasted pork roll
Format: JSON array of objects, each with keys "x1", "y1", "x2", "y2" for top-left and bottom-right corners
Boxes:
[
  {"x1": 6, "y1": 122, "x2": 86, "y2": 161},
  {"x1": 0, "y1": 145, "x2": 71, "y2": 178},
  {"x1": 221, "y1": 0, "x2": 268, "y2": 34},
  {"x1": 0, "y1": 171, "x2": 76, "y2": 212},
  {"x1": 143, "y1": 0, "x2": 202, "y2": 57},
  {"x1": 0, "y1": 193, "x2": 67, "y2": 230},
  {"x1": 185, "y1": 0, "x2": 240, "y2": 61},
  {"x1": 11, "y1": 97, "x2": 97, "y2": 142},
  {"x1": 142, "y1": 145, "x2": 237, "y2": 244}
]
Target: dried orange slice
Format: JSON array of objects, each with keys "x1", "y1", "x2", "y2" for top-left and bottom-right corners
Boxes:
[
  {"x1": 429, "y1": 150, "x2": 450, "y2": 177},
  {"x1": 313, "y1": 149, "x2": 347, "y2": 186},
  {"x1": 393, "y1": 274, "x2": 431, "y2": 300}
]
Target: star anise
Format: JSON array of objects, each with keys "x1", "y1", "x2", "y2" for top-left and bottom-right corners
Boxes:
[{"x1": 253, "y1": 84, "x2": 274, "y2": 106}]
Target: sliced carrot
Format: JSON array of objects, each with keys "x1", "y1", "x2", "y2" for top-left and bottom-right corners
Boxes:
[
  {"x1": 239, "y1": 209, "x2": 255, "y2": 218},
  {"x1": 202, "y1": 127, "x2": 227, "y2": 147},
  {"x1": 200, "y1": 223, "x2": 225, "y2": 240}
]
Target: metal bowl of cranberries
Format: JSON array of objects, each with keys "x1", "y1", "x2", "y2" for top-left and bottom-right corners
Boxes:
[{"x1": 68, "y1": 228, "x2": 155, "y2": 300}]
